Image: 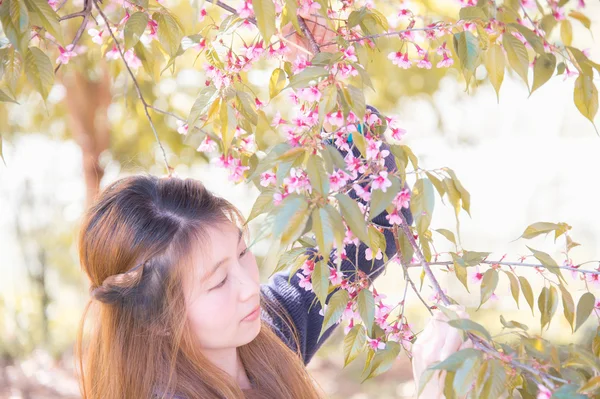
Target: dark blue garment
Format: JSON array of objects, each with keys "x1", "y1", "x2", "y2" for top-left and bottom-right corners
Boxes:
[{"x1": 260, "y1": 105, "x2": 413, "y2": 364}]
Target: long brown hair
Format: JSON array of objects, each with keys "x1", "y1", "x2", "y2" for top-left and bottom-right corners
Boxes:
[{"x1": 75, "y1": 174, "x2": 325, "y2": 399}]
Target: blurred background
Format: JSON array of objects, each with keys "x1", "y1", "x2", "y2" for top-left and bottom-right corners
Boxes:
[{"x1": 1, "y1": 0, "x2": 599, "y2": 397}]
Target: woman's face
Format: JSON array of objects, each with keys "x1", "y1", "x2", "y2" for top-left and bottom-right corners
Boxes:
[{"x1": 183, "y1": 223, "x2": 261, "y2": 350}]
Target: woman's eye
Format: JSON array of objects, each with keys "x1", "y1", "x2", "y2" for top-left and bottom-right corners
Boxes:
[{"x1": 213, "y1": 277, "x2": 227, "y2": 290}]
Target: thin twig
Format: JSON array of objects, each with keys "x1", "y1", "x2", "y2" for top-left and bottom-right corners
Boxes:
[
  {"x1": 59, "y1": 10, "x2": 88, "y2": 21},
  {"x1": 55, "y1": 0, "x2": 93, "y2": 73},
  {"x1": 297, "y1": 16, "x2": 321, "y2": 54},
  {"x1": 417, "y1": 260, "x2": 600, "y2": 276},
  {"x1": 94, "y1": 0, "x2": 172, "y2": 176},
  {"x1": 212, "y1": 1, "x2": 256, "y2": 26},
  {"x1": 320, "y1": 25, "x2": 453, "y2": 47}
]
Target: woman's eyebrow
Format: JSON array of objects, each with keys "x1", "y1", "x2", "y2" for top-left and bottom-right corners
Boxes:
[{"x1": 204, "y1": 228, "x2": 243, "y2": 280}]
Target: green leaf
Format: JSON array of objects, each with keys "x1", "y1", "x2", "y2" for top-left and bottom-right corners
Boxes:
[
  {"x1": 453, "y1": 351, "x2": 481, "y2": 396},
  {"x1": 453, "y1": 31, "x2": 481, "y2": 84},
  {"x1": 452, "y1": 253, "x2": 470, "y2": 293},
  {"x1": 444, "y1": 168, "x2": 471, "y2": 216},
  {"x1": 569, "y1": 10, "x2": 591, "y2": 29},
  {"x1": 318, "y1": 85, "x2": 337, "y2": 125},
  {"x1": 527, "y1": 246, "x2": 566, "y2": 284},
  {"x1": 519, "y1": 276, "x2": 535, "y2": 315},
  {"x1": 459, "y1": 6, "x2": 487, "y2": 20},
  {"x1": 508, "y1": 23, "x2": 545, "y2": 55},
  {"x1": 559, "y1": 283, "x2": 575, "y2": 333},
  {"x1": 312, "y1": 206, "x2": 334, "y2": 264},
  {"x1": 343, "y1": 324, "x2": 366, "y2": 367},
  {"x1": 431, "y1": 348, "x2": 481, "y2": 371},
  {"x1": 24, "y1": 0, "x2": 62, "y2": 43},
  {"x1": 462, "y1": 250, "x2": 490, "y2": 266},
  {"x1": 478, "y1": 269, "x2": 498, "y2": 309},
  {"x1": 124, "y1": 12, "x2": 149, "y2": 51},
  {"x1": 336, "y1": 193, "x2": 369, "y2": 244},
  {"x1": 409, "y1": 177, "x2": 435, "y2": 236},
  {"x1": 235, "y1": 91, "x2": 258, "y2": 125},
  {"x1": 578, "y1": 376, "x2": 600, "y2": 395},
  {"x1": 347, "y1": 84, "x2": 365, "y2": 122},
  {"x1": 253, "y1": 0, "x2": 276, "y2": 45},
  {"x1": 0, "y1": 1, "x2": 28, "y2": 52},
  {"x1": 520, "y1": 222, "x2": 563, "y2": 239},
  {"x1": 2, "y1": 47, "x2": 23, "y2": 92},
  {"x1": 269, "y1": 67, "x2": 286, "y2": 99},
  {"x1": 417, "y1": 368, "x2": 436, "y2": 398},
  {"x1": 287, "y1": 66, "x2": 328, "y2": 89},
  {"x1": 573, "y1": 74, "x2": 598, "y2": 125},
  {"x1": 247, "y1": 188, "x2": 275, "y2": 223},
  {"x1": 553, "y1": 384, "x2": 588, "y2": 399},
  {"x1": 363, "y1": 341, "x2": 401, "y2": 380},
  {"x1": 357, "y1": 288, "x2": 375, "y2": 336},
  {"x1": 531, "y1": 53, "x2": 556, "y2": 95},
  {"x1": 153, "y1": 10, "x2": 184, "y2": 58},
  {"x1": 0, "y1": 87, "x2": 17, "y2": 103},
  {"x1": 574, "y1": 292, "x2": 595, "y2": 332},
  {"x1": 370, "y1": 175, "x2": 401, "y2": 221},
  {"x1": 306, "y1": 154, "x2": 329, "y2": 196},
  {"x1": 503, "y1": 33, "x2": 530, "y2": 89},
  {"x1": 319, "y1": 289, "x2": 349, "y2": 339},
  {"x1": 484, "y1": 43, "x2": 505, "y2": 102},
  {"x1": 537, "y1": 286, "x2": 559, "y2": 331},
  {"x1": 188, "y1": 85, "x2": 218, "y2": 128},
  {"x1": 24, "y1": 46, "x2": 54, "y2": 100},
  {"x1": 480, "y1": 359, "x2": 506, "y2": 398},
  {"x1": 273, "y1": 194, "x2": 311, "y2": 246},
  {"x1": 312, "y1": 260, "x2": 330, "y2": 308},
  {"x1": 219, "y1": 101, "x2": 236, "y2": 155},
  {"x1": 282, "y1": 0, "x2": 301, "y2": 37},
  {"x1": 448, "y1": 319, "x2": 492, "y2": 342},
  {"x1": 323, "y1": 143, "x2": 347, "y2": 172},
  {"x1": 502, "y1": 270, "x2": 520, "y2": 309},
  {"x1": 435, "y1": 228, "x2": 456, "y2": 245},
  {"x1": 9, "y1": 0, "x2": 29, "y2": 33},
  {"x1": 499, "y1": 315, "x2": 528, "y2": 330},
  {"x1": 560, "y1": 20, "x2": 572, "y2": 46}
]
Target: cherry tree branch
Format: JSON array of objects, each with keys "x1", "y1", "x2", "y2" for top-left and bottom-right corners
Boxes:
[
  {"x1": 412, "y1": 260, "x2": 600, "y2": 276},
  {"x1": 55, "y1": 0, "x2": 93, "y2": 73},
  {"x1": 297, "y1": 16, "x2": 321, "y2": 55},
  {"x1": 212, "y1": 1, "x2": 257, "y2": 25},
  {"x1": 94, "y1": 0, "x2": 173, "y2": 176}
]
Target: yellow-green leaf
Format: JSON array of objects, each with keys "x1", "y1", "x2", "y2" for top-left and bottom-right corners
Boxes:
[
  {"x1": 370, "y1": 175, "x2": 401, "y2": 221},
  {"x1": 519, "y1": 276, "x2": 535, "y2": 315},
  {"x1": 9, "y1": 0, "x2": 29, "y2": 33},
  {"x1": 306, "y1": 154, "x2": 329, "y2": 196},
  {"x1": 502, "y1": 270, "x2": 520, "y2": 308},
  {"x1": 274, "y1": 194, "x2": 311, "y2": 246},
  {"x1": 531, "y1": 53, "x2": 556, "y2": 96},
  {"x1": 503, "y1": 33, "x2": 530, "y2": 89},
  {"x1": 343, "y1": 324, "x2": 366, "y2": 367},
  {"x1": 569, "y1": 10, "x2": 591, "y2": 30},
  {"x1": 508, "y1": 23, "x2": 545, "y2": 55},
  {"x1": 537, "y1": 286, "x2": 558, "y2": 331},
  {"x1": 478, "y1": 269, "x2": 498, "y2": 309},
  {"x1": 578, "y1": 376, "x2": 600, "y2": 395},
  {"x1": 269, "y1": 68, "x2": 286, "y2": 99},
  {"x1": 153, "y1": 10, "x2": 184, "y2": 58},
  {"x1": 520, "y1": 222, "x2": 562, "y2": 239},
  {"x1": 24, "y1": 46, "x2": 54, "y2": 100},
  {"x1": 459, "y1": 6, "x2": 487, "y2": 20},
  {"x1": 253, "y1": 0, "x2": 276, "y2": 45},
  {"x1": 448, "y1": 319, "x2": 492, "y2": 342},
  {"x1": 574, "y1": 292, "x2": 595, "y2": 332},
  {"x1": 124, "y1": 12, "x2": 149, "y2": 50},
  {"x1": 336, "y1": 193, "x2": 369, "y2": 244},
  {"x1": 559, "y1": 284, "x2": 575, "y2": 333},
  {"x1": 312, "y1": 206, "x2": 334, "y2": 264},
  {"x1": 435, "y1": 228, "x2": 456, "y2": 245},
  {"x1": 573, "y1": 74, "x2": 598, "y2": 125},
  {"x1": 560, "y1": 20, "x2": 572, "y2": 46},
  {"x1": 312, "y1": 260, "x2": 330, "y2": 308},
  {"x1": 24, "y1": 0, "x2": 62, "y2": 43},
  {"x1": 527, "y1": 246, "x2": 566, "y2": 284},
  {"x1": 219, "y1": 101, "x2": 236, "y2": 155},
  {"x1": 319, "y1": 289, "x2": 349, "y2": 339},
  {"x1": 357, "y1": 288, "x2": 375, "y2": 335},
  {"x1": 410, "y1": 177, "x2": 435, "y2": 236},
  {"x1": 188, "y1": 85, "x2": 218, "y2": 128},
  {"x1": 363, "y1": 341, "x2": 401, "y2": 380},
  {"x1": 485, "y1": 43, "x2": 505, "y2": 102},
  {"x1": 0, "y1": 87, "x2": 17, "y2": 103},
  {"x1": 453, "y1": 30, "x2": 481, "y2": 84}
]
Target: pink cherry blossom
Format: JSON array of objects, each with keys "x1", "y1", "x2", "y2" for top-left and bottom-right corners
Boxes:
[
  {"x1": 57, "y1": 44, "x2": 77, "y2": 64},
  {"x1": 552, "y1": 6, "x2": 566, "y2": 21},
  {"x1": 196, "y1": 135, "x2": 217, "y2": 153},
  {"x1": 292, "y1": 55, "x2": 311, "y2": 73},
  {"x1": 271, "y1": 111, "x2": 286, "y2": 128},
  {"x1": 417, "y1": 53, "x2": 432, "y2": 69},
  {"x1": 388, "y1": 51, "x2": 412, "y2": 69},
  {"x1": 470, "y1": 266, "x2": 484, "y2": 284},
  {"x1": 227, "y1": 158, "x2": 250, "y2": 183},
  {"x1": 297, "y1": 87, "x2": 322, "y2": 103},
  {"x1": 413, "y1": 44, "x2": 427, "y2": 57},
  {"x1": 298, "y1": 0, "x2": 321, "y2": 19},
  {"x1": 106, "y1": 45, "x2": 120, "y2": 60},
  {"x1": 198, "y1": 7, "x2": 207, "y2": 22},
  {"x1": 342, "y1": 45, "x2": 358, "y2": 62},
  {"x1": 367, "y1": 337, "x2": 386, "y2": 351},
  {"x1": 437, "y1": 53, "x2": 454, "y2": 68},
  {"x1": 370, "y1": 171, "x2": 392, "y2": 192},
  {"x1": 284, "y1": 167, "x2": 311, "y2": 194},
  {"x1": 236, "y1": 0, "x2": 254, "y2": 19},
  {"x1": 586, "y1": 272, "x2": 600, "y2": 287},
  {"x1": 329, "y1": 267, "x2": 344, "y2": 285},
  {"x1": 273, "y1": 190, "x2": 288, "y2": 206},
  {"x1": 344, "y1": 318, "x2": 355, "y2": 334},
  {"x1": 260, "y1": 171, "x2": 277, "y2": 187},
  {"x1": 393, "y1": 188, "x2": 411, "y2": 209},
  {"x1": 147, "y1": 19, "x2": 158, "y2": 41},
  {"x1": 48, "y1": 0, "x2": 59, "y2": 10},
  {"x1": 429, "y1": 288, "x2": 448, "y2": 303},
  {"x1": 297, "y1": 272, "x2": 313, "y2": 291},
  {"x1": 365, "y1": 248, "x2": 383, "y2": 261},
  {"x1": 436, "y1": 42, "x2": 451, "y2": 56},
  {"x1": 385, "y1": 209, "x2": 403, "y2": 225},
  {"x1": 326, "y1": 110, "x2": 344, "y2": 127},
  {"x1": 329, "y1": 169, "x2": 351, "y2": 191},
  {"x1": 176, "y1": 120, "x2": 188, "y2": 135},
  {"x1": 124, "y1": 49, "x2": 142, "y2": 70},
  {"x1": 88, "y1": 28, "x2": 104, "y2": 45},
  {"x1": 352, "y1": 183, "x2": 371, "y2": 202},
  {"x1": 536, "y1": 385, "x2": 552, "y2": 399}
]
